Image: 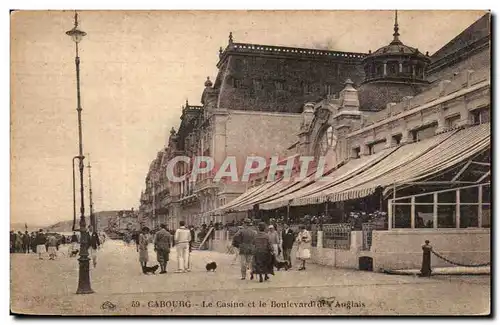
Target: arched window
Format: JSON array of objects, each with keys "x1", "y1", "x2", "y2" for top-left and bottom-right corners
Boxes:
[
  {"x1": 388, "y1": 62, "x2": 398, "y2": 75},
  {"x1": 316, "y1": 125, "x2": 338, "y2": 158}
]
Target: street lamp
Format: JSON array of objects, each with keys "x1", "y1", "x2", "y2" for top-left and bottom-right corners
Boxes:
[{"x1": 66, "y1": 11, "x2": 93, "y2": 294}]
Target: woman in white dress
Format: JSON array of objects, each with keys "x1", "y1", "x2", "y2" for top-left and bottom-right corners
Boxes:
[
  {"x1": 296, "y1": 225, "x2": 312, "y2": 271},
  {"x1": 35, "y1": 229, "x2": 47, "y2": 260}
]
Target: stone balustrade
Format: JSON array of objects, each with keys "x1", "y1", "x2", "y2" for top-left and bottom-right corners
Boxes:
[{"x1": 224, "y1": 42, "x2": 367, "y2": 60}]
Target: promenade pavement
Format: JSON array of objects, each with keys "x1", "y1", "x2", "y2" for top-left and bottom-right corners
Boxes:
[{"x1": 10, "y1": 240, "x2": 490, "y2": 315}]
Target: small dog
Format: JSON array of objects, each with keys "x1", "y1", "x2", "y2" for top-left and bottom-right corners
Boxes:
[
  {"x1": 275, "y1": 260, "x2": 290, "y2": 271},
  {"x1": 70, "y1": 249, "x2": 79, "y2": 257},
  {"x1": 142, "y1": 264, "x2": 159, "y2": 275},
  {"x1": 206, "y1": 261, "x2": 217, "y2": 272}
]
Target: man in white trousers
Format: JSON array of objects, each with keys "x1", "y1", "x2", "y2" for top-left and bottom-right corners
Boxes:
[{"x1": 174, "y1": 221, "x2": 191, "y2": 273}]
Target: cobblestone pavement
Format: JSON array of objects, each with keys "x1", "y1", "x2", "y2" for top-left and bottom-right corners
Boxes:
[{"x1": 10, "y1": 240, "x2": 490, "y2": 316}]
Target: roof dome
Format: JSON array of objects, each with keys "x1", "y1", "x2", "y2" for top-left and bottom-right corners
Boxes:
[
  {"x1": 361, "y1": 11, "x2": 431, "y2": 84},
  {"x1": 371, "y1": 41, "x2": 426, "y2": 58},
  {"x1": 370, "y1": 11, "x2": 429, "y2": 60}
]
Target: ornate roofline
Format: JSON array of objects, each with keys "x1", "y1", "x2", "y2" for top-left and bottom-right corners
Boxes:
[{"x1": 217, "y1": 41, "x2": 367, "y2": 68}]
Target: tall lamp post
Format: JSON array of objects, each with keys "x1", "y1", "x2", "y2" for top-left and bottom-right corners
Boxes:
[
  {"x1": 66, "y1": 11, "x2": 93, "y2": 294},
  {"x1": 87, "y1": 153, "x2": 96, "y2": 232}
]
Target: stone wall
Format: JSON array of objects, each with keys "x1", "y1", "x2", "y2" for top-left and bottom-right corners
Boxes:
[
  {"x1": 217, "y1": 49, "x2": 365, "y2": 113},
  {"x1": 370, "y1": 228, "x2": 491, "y2": 270},
  {"x1": 209, "y1": 228, "x2": 490, "y2": 272},
  {"x1": 427, "y1": 47, "x2": 490, "y2": 84},
  {"x1": 224, "y1": 110, "x2": 302, "y2": 171}
]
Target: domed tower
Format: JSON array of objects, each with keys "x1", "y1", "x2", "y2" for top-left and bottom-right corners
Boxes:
[{"x1": 358, "y1": 11, "x2": 431, "y2": 111}]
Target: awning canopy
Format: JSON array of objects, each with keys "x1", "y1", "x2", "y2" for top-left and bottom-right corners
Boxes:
[
  {"x1": 231, "y1": 177, "x2": 304, "y2": 212},
  {"x1": 205, "y1": 124, "x2": 490, "y2": 214},
  {"x1": 296, "y1": 123, "x2": 490, "y2": 205},
  {"x1": 216, "y1": 181, "x2": 275, "y2": 213},
  {"x1": 259, "y1": 147, "x2": 397, "y2": 210}
]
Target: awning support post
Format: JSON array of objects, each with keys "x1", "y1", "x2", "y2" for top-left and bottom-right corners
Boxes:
[
  {"x1": 433, "y1": 192, "x2": 438, "y2": 229},
  {"x1": 388, "y1": 199, "x2": 393, "y2": 230},
  {"x1": 478, "y1": 185, "x2": 483, "y2": 228},
  {"x1": 455, "y1": 189, "x2": 461, "y2": 228},
  {"x1": 410, "y1": 196, "x2": 416, "y2": 229},
  {"x1": 286, "y1": 202, "x2": 290, "y2": 224}
]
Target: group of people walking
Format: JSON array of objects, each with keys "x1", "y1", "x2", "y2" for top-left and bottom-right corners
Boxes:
[
  {"x1": 10, "y1": 228, "x2": 103, "y2": 265},
  {"x1": 10, "y1": 229, "x2": 60, "y2": 259},
  {"x1": 231, "y1": 219, "x2": 312, "y2": 282},
  {"x1": 137, "y1": 221, "x2": 194, "y2": 275}
]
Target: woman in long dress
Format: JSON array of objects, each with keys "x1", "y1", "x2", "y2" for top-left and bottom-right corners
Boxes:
[
  {"x1": 252, "y1": 222, "x2": 275, "y2": 282},
  {"x1": 138, "y1": 227, "x2": 150, "y2": 273},
  {"x1": 296, "y1": 225, "x2": 312, "y2": 271},
  {"x1": 69, "y1": 232, "x2": 79, "y2": 256}
]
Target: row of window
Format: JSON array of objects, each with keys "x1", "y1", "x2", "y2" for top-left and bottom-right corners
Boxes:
[
  {"x1": 364, "y1": 62, "x2": 425, "y2": 79},
  {"x1": 233, "y1": 57, "x2": 346, "y2": 75},
  {"x1": 351, "y1": 107, "x2": 490, "y2": 158},
  {"x1": 233, "y1": 78, "x2": 336, "y2": 95}
]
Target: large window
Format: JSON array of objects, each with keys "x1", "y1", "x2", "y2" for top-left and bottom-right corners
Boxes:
[
  {"x1": 368, "y1": 140, "x2": 386, "y2": 155},
  {"x1": 316, "y1": 126, "x2": 337, "y2": 157},
  {"x1": 411, "y1": 123, "x2": 438, "y2": 142},
  {"x1": 470, "y1": 106, "x2": 490, "y2": 125},
  {"x1": 389, "y1": 183, "x2": 490, "y2": 229},
  {"x1": 446, "y1": 114, "x2": 461, "y2": 129}
]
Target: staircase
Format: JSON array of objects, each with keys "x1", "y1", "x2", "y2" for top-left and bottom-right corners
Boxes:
[
  {"x1": 192, "y1": 227, "x2": 214, "y2": 251},
  {"x1": 191, "y1": 240, "x2": 202, "y2": 250}
]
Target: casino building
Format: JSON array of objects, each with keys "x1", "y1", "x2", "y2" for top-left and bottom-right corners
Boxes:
[{"x1": 139, "y1": 11, "x2": 490, "y2": 270}]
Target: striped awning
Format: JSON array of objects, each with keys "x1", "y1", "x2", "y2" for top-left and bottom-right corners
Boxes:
[
  {"x1": 232, "y1": 177, "x2": 302, "y2": 211},
  {"x1": 260, "y1": 147, "x2": 398, "y2": 210},
  {"x1": 295, "y1": 123, "x2": 490, "y2": 205}
]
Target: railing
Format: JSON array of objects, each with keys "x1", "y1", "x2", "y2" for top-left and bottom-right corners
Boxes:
[
  {"x1": 322, "y1": 223, "x2": 351, "y2": 250},
  {"x1": 310, "y1": 224, "x2": 319, "y2": 248},
  {"x1": 227, "y1": 226, "x2": 240, "y2": 241},
  {"x1": 194, "y1": 177, "x2": 218, "y2": 192},
  {"x1": 361, "y1": 222, "x2": 375, "y2": 251},
  {"x1": 227, "y1": 42, "x2": 366, "y2": 59}
]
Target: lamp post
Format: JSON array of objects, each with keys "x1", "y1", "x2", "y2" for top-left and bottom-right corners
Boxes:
[
  {"x1": 87, "y1": 153, "x2": 96, "y2": 232},
  {"x1": 66, "y1": 11, "x2": 93, "y2": 294}
]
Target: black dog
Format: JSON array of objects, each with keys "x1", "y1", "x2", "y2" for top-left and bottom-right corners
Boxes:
[
  {"x1": 70, "y1": 249, "x2": 79, "y2": 257},
  {"x1": 275, "y1": 260, "x2": 290, "y2": 271},
  {"x1": 142, "y1": 264, "x2": 159, "y2": 275},
  {"x1": 206, "y1": 262, "x2": 217, "y2": 272}
]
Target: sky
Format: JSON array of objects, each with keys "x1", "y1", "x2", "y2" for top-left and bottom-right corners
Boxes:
[{"x1": 10, "y1": 10, "x2": 487, "y2": 226}]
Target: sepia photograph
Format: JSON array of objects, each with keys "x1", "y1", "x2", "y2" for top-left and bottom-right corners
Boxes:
[{"x1": 10, "y1": 9, "x2": 491, "y2": 316}]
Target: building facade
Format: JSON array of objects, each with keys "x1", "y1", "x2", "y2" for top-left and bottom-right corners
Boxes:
[{"x1": 139, "y1": 12, "x2": 490, "y2": 231}]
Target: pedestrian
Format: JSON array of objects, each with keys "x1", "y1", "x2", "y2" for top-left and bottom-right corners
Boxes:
[
  {"x1": 68, "y1": 232, "x2": 79, "y2": 257},
  {"x1": 16, "y1": 231, "x2": 23, "y2": 253},
  {"x1": 208, "y1": 221, "x2": 215, "y2": 250},
  {"x1": 188, "y1": 225, "x2": 195, "y2": 252},
  {"x1": 231, "y1": 225, "x2": 243, "y2": 264},
  {"x1": 89, "y1": 229, "x2": 101, "y2": 268},
  {"x1": 267, "y1": 225, "x2": 280, "y2": 258},
  {"x1": 138, "y1": 226, "x2": 150, "y2": 273},
  {"x1": 154, "y1": 224, "x2": 172, "y2": 274},
  {"x1": 252, "y1": 222, "x2": 274, "y2": 283},
  {"x1": 47, "y1": 234, "x2": 58, "y2": 260},
  {"x1": 174, "y1": 221, "x2": 191, "y2": 273},
  {"x1": 23, "y1": 231, "x2": 31, "y2": 254},
  {"x1": 231, "y1": 218, "x2": 256, "y2": 280},
  {"x1": 281, "y1": 223, "x2": 295, "y2": 268},
  {"x1": 30, "y1": 232, "x2": 36, "y2": 253},
  {"x1": 35, "y1": 229, "x2": 47, "y2": 260},
  {"x1": 10, "y1": 231, "x2": 15, "y2": 253},
  {"x1": 296, "y1": 225, "x2": 312, "y2": 271}
]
